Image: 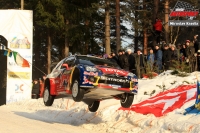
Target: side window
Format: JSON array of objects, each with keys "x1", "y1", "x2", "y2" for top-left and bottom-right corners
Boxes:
[
  {"x1": 52, "y1": 59, "x2": 65, "y2": 72},
  {"x1": 63, "y1": 56, "x2": 75, "y2": 68}
]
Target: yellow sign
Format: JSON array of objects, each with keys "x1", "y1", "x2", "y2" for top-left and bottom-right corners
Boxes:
[{"x1": 8, "y1": 72, "x2": 30, "y2": 79}]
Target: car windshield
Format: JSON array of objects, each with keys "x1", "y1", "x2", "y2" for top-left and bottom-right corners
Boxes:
[{"x1": 77, "y1": 56, "x2": 119, "y2": 68}]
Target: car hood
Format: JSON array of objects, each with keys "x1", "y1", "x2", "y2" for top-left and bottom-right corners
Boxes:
[{"x1": 96, "y1": 66, "x2": 129, "y2": 76}]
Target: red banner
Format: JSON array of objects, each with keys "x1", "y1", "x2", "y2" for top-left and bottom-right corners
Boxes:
[{"x1": 119, "y1": 85, "x2": 196, "y2": 117}]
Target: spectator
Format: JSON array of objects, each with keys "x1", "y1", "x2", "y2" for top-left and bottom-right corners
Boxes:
[
  {"x1": 185, "y1": 40, "x2": 195, "y2": 62},
  {"x1": 127, "y1": 49, "x2": 136, "y2": 73},
  {"x1": 162, "y1": 44, "x2": 171, "y2": 70},
  {"x1": 147, "y1": 47, "x2": 155, "y2": 71},
  {"x1": 43, "y1": 75, "x2": 47, "y2": 81},
  {"x1": 107, "y1": 54, "x2": 116, "y2": 63},
  {"x1": 180, "y1": 43, "x2": 186, "y2": 61},
  {"x1": 122, "y1": 49, "x2": 126, "y2": 55},
  {"x1": 39, "y1": 78, "x2": 44, "y2": 97},
  {"x1": 118, "y1": 49, "x2": 129, "y2": 70},
  {"x1": 135, "y1": 48, "x2": 146, "y2": 78},
  {"x1": 197, "y1": 50, "x2": 200, "y2": 71},
  {"x1": 170, "y1": 44, "x2": 178, "y2": 61},
  {"x1": 185, "y1": 40, "x2": 195, "y2": 72},
  {"x1": 111, "y1": 52, "x2": 119, "y2": 64},
  {"x1": 193, "y1": 35, "x2": 199, "y2": 53},
  {"x1": 153, "y1": 18, "x2": 163, "y2": 44},
  {"x1": 154, "y1": 44, "x2": 163, "y2": 71},
  {"x1": 32, "y1": 79, "x2": 40, "y2": 99},
  {"x1": 103, "y1": 53, "x2": 108, "y2": 59}
]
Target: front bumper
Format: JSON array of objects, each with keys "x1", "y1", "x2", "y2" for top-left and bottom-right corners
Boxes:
[{"x1": 93, "y1": 76, "x2": 138, "y2": 94}]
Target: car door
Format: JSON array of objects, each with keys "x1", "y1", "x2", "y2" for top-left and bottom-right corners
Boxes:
[
  {"x1": 48, "y1": 58, "x2": 66, "y2": 91},
  {"x1": 59, "y1": 56, "x2": 75, "y2": 92}
]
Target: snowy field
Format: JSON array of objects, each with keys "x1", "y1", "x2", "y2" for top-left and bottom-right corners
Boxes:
[{"x1": 2, "y1": 71, "x2": 200, "y2": 133}]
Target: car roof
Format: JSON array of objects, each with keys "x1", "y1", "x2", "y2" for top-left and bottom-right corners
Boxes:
[{"x1": 76, "y1": 55, "x2": 104, "y2": 60}]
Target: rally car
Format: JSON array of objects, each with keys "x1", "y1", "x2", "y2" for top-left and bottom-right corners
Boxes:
[{"x1": 43, "y1": 55, "x2": 138, "y2": 112}]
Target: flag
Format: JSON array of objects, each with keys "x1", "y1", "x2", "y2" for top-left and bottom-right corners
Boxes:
[
  {"x1": 12, "y1": 51, "x2": 30, "y2": 67},
  {"x1": 4, "y1": 49, "x2": 12, "y2": 57},
  {"x1": 195, "y1": 81, "x2": 200, "y2": 109},
  {"x1": 119, "y1": 85, "x2": 196, "y2": 117},
  {"x1": 184, "y1": 81, "x2": 200, "y2": 114}
]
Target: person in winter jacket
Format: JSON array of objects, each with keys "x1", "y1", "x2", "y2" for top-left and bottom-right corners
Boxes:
[
  {"x1": 170, "y1": 45, "x2": 178, "y2": 61},
  {"x1": 32, "y1": 79, "x2": 40, "y2": 99},
  {"x1": 162, "y1": 44, "x2": 171, "y2": 70},
  {"x1": 193, "y1": 35, "x2": 199, "y2": 53},
  {"x1": 118, "y1": 49, "x2": 129, "y2": 70},
  {"x1": 197, "y1": 50, "x2": 200, "y2": 71},
  {"x1": 135, "y1": 48, "x2": 146, "y2": 78},
  {"x1": 185, "y1": 40, "x2": 196, "y2": 72},
  {"x1": 153, "y1": 18, "x2": 163, "y2": 44},
  {"x1": 185, "y1": 40, "x2": 195, "y2": 62},
  {"x1": 154, "y1": 44, "x2": 163, "y2": 71},
  {"x1": 147, "y1": 48, "x2": 155, "y2": 71},
  {"x1": 111, "y1": 52, "x2": 119, "y2": 64},
  {"x1": 127, "y1": 49, "x2": 136, "y2": 73}
]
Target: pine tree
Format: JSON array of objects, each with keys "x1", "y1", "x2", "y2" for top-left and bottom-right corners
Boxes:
[
  {"x1": 143, "y1": 62, "x2": 159, "y2": 79},
  {"x1": 169, "y1": 52, "x2": 190, "y2": 77}
]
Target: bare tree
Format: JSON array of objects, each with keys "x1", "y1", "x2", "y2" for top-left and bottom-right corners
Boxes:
[
  {"x1": 164, "y1": 0, "x2": 170, "y2": 44},
  {"x1": 116, "y1": 0, "x2": 121, "y2": 53},
  {"x1": 105, "y1": 0, "x2": 111, "y2": 54}
]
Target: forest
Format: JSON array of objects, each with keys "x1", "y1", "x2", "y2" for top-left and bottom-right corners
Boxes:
[{"x1": 0, "y1": 0, "x2": 199, "y2": 78}]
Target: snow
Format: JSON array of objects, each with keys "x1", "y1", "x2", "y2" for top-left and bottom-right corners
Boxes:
[{"x1": 2, "y1": 71, "x2": 200, "y2": 133}]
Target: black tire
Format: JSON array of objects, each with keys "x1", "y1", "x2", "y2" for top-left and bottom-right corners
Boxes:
[
  {"x1": 88, "y1": 101, "x2": 100, "y2": 112},
  {"x1": 71, "y1": 80, "x2": 85, "y2": 102},
  {"x1": 43, "y1": 86, "x2": 55, "y2": 106},
  {"x1": 120, "y1": 93, "x2": 134, "y2": 108}
]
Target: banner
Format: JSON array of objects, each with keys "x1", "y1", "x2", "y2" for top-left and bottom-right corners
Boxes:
[
  {"x1": 0, "y1": 10, "x2": 33, "y2": 103},
  {"x1": 119, "y1": 85, "x2": 196, "y2": 117}
]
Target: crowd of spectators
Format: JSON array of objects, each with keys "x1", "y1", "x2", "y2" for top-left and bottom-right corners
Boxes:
[{"x1": 102, "y1": 34, "x2": 200, "y2": 79}]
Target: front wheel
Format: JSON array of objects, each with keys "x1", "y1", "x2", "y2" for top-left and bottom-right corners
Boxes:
[
  {"x1": 43, "y1": 86, "x2": 55, "y2": 106},
  {"x1": 120, "y1": 93, "x2": 134, "y2": 108},
  {"x1": 88, "y1": 101, "x2": 100, "y2": 112},
  {"x1": 71, "y1": 80, "x2": 85, "y2": 102}
]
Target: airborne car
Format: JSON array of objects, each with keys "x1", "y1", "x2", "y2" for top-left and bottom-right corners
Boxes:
[{"x1": 43, "y1": 55, "x2": 138, "y2": 112}]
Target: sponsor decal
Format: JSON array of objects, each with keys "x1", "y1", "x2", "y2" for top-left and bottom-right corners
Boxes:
[
  {"x1": 8, "y1": 72, "x2": 30, "y2": 79},
  {"x1": 82, "y1": 76, "x2": 93, "y2": 84},
  {"x1": 103, "y1": 68, "x2": 127, "y2": 75},
  {"x1": 169, "y1": 1, "x2": 198, "y2": 17},
  {"x1": 55, "y1": 80, "x2": 59, "y2": 84},
  {"x1": 15, "y1": 84, "x2": 24, "y2": 93},
  {"x1": 100, "y1": 76, "x2": 129, "y2": 83},
  {"x1": 10, "y1": 35, "x2": 31, "y2": 49},
  {"x1": 169, "y1": 1, "x2": 199, "y2": 26},
  {"x1": 108, "y1": 84, "x2": 121, "y2": 89},
  {"x1": 83, "y1": 71, "x2": 98, "y2": 76},
  {"x1": 8, "y1": 62, "x2": 18, "y2": 66},
  {"x1": 131, "y1": 78, "x2": 138, "y2": 82}
]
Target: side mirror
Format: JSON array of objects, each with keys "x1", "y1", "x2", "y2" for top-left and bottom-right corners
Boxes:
[{"x1": 62, "y1": 64, "x2": 69, "y2": 70}]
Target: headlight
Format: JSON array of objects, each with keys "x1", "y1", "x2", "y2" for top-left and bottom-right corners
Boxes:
[
  {"x1": 85, "y1": 66, "x2": 97, "y2": 72},
  {"x1": 128, "y1": 72, "x2": 135, "y2": 77}
]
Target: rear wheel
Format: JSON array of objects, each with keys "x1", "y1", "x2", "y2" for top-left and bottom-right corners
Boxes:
[
  {"x1": 120, "y1": 93, "x2": 134, "y2": 108},
  {"x1": 71, "y1": 80, "x2": 85, "y2": 102},
  {"x1": 43, "y1": 86, "x2": 55, "y2": 106},
  {"x1": 88, "y1": 101, "x2": 100, "y2": 112}
]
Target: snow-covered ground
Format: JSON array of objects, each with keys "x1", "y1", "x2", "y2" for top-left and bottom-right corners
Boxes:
[{"x1": 2, "y1": 71, "x2": 200, "y2": 133}]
